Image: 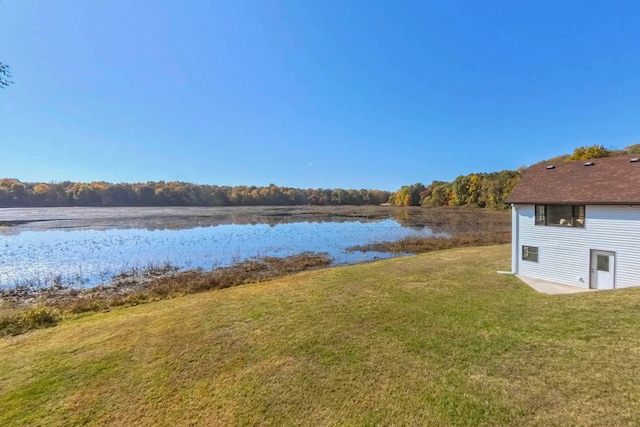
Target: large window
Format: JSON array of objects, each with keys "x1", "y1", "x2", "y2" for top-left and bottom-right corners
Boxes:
[
  {"x1": 534, "y1": 205, "x2": 585, "y2": 227},
  {"x1": 522, "y1": 246, "x2": 538, "y2": 262}
]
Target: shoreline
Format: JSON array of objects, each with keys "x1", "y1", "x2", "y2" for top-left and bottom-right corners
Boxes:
[
  {"x1": 0, "y1": 252, "x2": 333, "y2": 312},
  {"x1": 1, "y1": 230, "x2": 511, "y2": 309}
]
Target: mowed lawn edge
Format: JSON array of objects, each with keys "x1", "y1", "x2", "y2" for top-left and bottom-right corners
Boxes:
[{"x1": 2, "y1": 244, "x2": 640, "y2": 426}]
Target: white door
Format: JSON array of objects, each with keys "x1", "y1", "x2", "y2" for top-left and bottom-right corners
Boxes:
[{"x1": 590, "y1": 250, "x2": 615, "y2": 290}]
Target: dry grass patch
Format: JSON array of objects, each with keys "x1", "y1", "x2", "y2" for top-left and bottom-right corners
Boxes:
[{"x1": 0, "y1": 305, "x2": 60, "y2": 336}]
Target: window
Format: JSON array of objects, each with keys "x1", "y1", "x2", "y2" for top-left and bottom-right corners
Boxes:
[
  {"x1": 596, "y1": 255, "x2": 609, "y2": 272},
  {"x1": 535, "y1": 205, "x2": 545, "y2": 225},
  {"x1": 522, "y1": 246, "x2": 538, "y2": 262},
  {"x1": 534, "y1": 205, "x2": 585, "y2": 227}
]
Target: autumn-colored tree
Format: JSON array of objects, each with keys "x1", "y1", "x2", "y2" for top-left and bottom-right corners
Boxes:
[
  {"x1": 478, "y1": 170, "x2": 521, "y2": 208},
  {"x1": 421, "y1": 181, "x2": 451, "y2": 207},
  {"x1": 392, "y1": 186, "x2": 410, "y2": 206},
  {"x1": 307, "y1": 189, "x2": 326, "y2": 205},
  {"x1": 409, "y1": 170, "x2": 520, "y2": 209},
  {"x1": 32, "y1": 183, "x2": 64, "y2": 206},
  {"x1": 451, "y1": 175, "x2": 471, "y2": 206},
  {"x1": 69, "y1": 183, "x2": 102, "y2": 206},
  {"x1": 466, "y1": 174, "x2": 481, "y2": 205},
  {"x1": 568, "y1": 145, "x2": 610, "y2": 161},
  {"x1": 369, "y1": 189, "x2": 390, "y2": 205},
  {"x1": 331, "y1": 189, "x2": 348, "y2": 205},
  {"x1": 624, "y1": 144, "x2": 640, "y2": 154},
  {"x1": 391, "y1": 183, "x2": 425, "y2": 206},
  {"x1": 207, "y1": 186, "x2": 231, "y2": 206}
]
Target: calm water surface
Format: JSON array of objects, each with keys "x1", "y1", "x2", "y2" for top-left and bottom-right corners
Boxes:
[{"x1": 0, "y1": 212, "x2": 443, "y2": 289}]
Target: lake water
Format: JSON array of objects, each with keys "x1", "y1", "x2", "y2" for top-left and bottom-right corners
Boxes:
[{"x1": 0, "y1": 207, "x2": 448, "y2": 289}]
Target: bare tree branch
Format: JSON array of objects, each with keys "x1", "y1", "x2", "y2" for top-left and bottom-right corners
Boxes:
[{"x1": 0, "y1": 62, "x2": 13, "y2": 89}]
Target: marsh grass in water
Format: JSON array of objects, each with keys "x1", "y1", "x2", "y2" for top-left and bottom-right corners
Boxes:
[
  {"x1": 349, "y1": 231, "x2": 511, "y2": 253},
  {"x1": 0, "y1": 252, "x2": 332, "y2": 331},
  {"x1": 63, "y1": 252, "x2": 331, "y2": 314}
]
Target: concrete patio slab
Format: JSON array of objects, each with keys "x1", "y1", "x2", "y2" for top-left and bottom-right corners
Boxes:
[{"x1": 516, "y1": 275, "x2": 596, "y2": 295}]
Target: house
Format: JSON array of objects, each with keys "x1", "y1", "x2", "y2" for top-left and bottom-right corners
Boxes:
[{"x1": 505, "y1": 155, "x2": 640, "y2": 290}]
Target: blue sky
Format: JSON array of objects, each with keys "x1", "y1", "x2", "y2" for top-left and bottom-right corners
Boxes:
[{"x1": 1, "y1": 1, "x2": 639, "y2": 191}]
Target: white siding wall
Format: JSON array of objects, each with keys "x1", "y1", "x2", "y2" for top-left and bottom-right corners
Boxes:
[
  {"x1": 513, "y1": 204, "x2": 640, "y2": 289},
  {"x1": 511, "y1": 205, "x2": 519, "y2": 274}
]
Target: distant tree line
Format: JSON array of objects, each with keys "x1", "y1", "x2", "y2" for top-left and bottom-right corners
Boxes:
[
  {"x1": 389, "y1": 143, "x2": 640, "y2": 209},
  {"x1": 540, "y1": 143, "x2": 640, "y2": 163},
  {"x1": 390, "y1": 170, "x2": 521, "y2": 209},
  {"x1": 0, "y1": 180, "x2": 392, "y2": 208},
  {"x1": 5, "y1": 144, "x2": 640, "y2": 209}
]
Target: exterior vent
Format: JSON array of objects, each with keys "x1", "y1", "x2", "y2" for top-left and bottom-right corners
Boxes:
[
  {"x1": 584, "y1": 161, "x2": 594, "y2": 166},
  {"x1": 546, "y1": 165, "x2": 555, "y2": 169},
  {"x1": 631, "y1": 158, "x2": 639, "y2": 163}
]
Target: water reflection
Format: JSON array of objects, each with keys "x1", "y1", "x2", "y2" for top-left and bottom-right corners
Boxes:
[
  {"x1": 0, "y1": 205, "x2": 506, "y2": 235},
  {"x1": 0, "y1": 219, "x2": 443, "y2": 289}
]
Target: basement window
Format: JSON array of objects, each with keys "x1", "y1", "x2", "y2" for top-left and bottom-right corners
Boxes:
[
  {"x1": 534, "y1": 205, "x2": 585, "y2": 227},
  {"x1": 522, "y1": 246, "x2": 538, "y2": 262}
]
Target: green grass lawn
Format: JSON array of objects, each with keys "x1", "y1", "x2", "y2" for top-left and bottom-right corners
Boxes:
[{"x1": 3, "y1": 245, "x2": 640, "y2": 426}]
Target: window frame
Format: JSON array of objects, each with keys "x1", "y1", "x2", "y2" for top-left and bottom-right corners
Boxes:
[
  {"x1": 534, "y1": 205, "x2": 585, "y2": 227},
  {"x1": 522, "y1": 246, "x2": 539, "y2": 262},
  {"x1": 535, "y1": 205, "x2": 546, "y2": 225}
]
